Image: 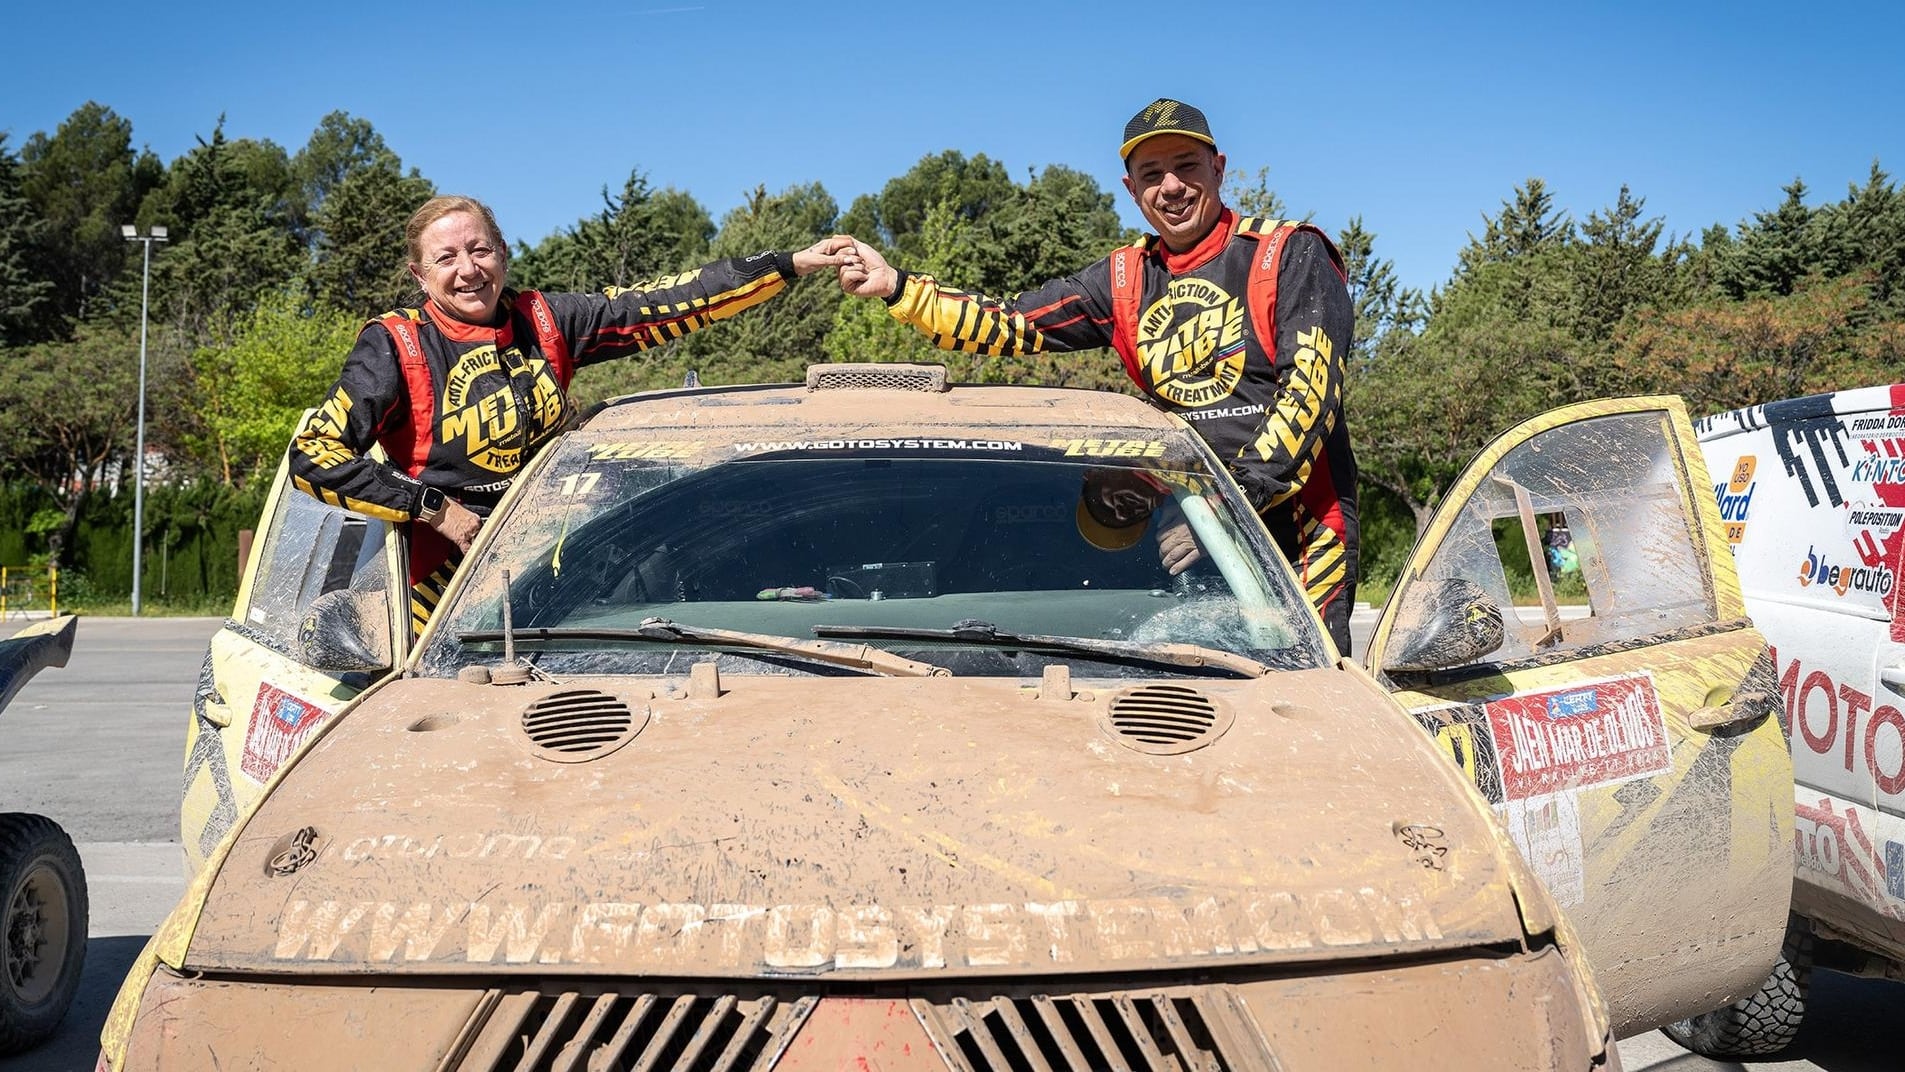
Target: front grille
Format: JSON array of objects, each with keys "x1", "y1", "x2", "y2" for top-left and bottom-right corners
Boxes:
[
  {"x1": 805, "y1": 362, "x2": 949, "y2": 393},
  {"x1": 913, "y1": 986, "x2": 1275, "y2": 1071},
  {"x1": 452, "y1": 986, "x2": 816, "y2": 1072}
]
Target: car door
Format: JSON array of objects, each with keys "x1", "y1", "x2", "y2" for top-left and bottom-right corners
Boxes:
[
  {"x1": 180, "y1": 449, "x2": 404, "y2": 872},
  {"x1": 1365, "y1": 396, "x2": 1793, "y2": 1039}
]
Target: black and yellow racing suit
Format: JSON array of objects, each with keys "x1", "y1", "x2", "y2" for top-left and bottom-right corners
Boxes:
[
  {"x1": 882, "y1": 211, "x2": 1360, "y2": 654},
  {"x1": 289, "y1": 250, "x2": 800, "y2": 634}
]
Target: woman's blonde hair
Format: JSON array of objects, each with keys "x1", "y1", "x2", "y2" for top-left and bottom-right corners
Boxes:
[{"x1": 404, "y1": 195, "x2": 507, "y2": 265}]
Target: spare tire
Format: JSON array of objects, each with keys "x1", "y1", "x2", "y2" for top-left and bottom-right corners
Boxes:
[
  {"x1": 1661, "y1": 915, "x2": 1812, "y2": 1057},
  {"x1": 0, "y1": 813, "x2": 88, "y2": 1055}
]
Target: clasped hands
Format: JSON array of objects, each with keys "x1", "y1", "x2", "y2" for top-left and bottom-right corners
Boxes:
[{"x1": 789, "y1": 235, "x2": 902, "y2": 300}]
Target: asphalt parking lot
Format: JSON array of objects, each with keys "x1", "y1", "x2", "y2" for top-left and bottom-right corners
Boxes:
[{"x1": 1, "y1": 613, "x2": 1900, "y2": 1071}]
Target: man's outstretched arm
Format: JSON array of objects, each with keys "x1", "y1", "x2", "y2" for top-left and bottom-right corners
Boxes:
[{"x1": 839, "y1": 238, "x2": 1117, "y2": 356}]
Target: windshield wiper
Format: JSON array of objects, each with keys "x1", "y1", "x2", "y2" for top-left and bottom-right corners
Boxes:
[
  {"x1": 459, "y1": 618, "x2": 950, "y2": 678},
  {"x1": 812, "y1": 619, "x2": 1270, "y2": 678}
]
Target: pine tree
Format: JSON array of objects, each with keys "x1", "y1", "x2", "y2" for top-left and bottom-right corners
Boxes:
[{"x1": 0, "y1": 135, "x2": 53, "y2": 345}]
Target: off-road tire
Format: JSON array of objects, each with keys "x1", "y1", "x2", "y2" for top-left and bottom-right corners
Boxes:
[
  {"x1": 1660, "y1": 918, "x2": 1812, "y2": 1057},
  {"x1": 0, "y1": 813, "x2": 88, "y2": 1055}
]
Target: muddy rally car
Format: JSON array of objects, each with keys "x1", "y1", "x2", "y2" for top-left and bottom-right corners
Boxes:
[{"x1": 109, "y1": 365, "x2": 1791, "y2": 1070}]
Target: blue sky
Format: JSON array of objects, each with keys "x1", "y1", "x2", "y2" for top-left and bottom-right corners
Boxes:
[{"x1": 7, "y1": 0, "x2": 1901, "y2": 293}]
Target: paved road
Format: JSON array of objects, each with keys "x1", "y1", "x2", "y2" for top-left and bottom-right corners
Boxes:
[{"x1": 2, "y1": 614, "x2": 1899, "y2": 1070}]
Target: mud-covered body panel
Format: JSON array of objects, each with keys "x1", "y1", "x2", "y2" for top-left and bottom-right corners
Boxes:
[{"x1": 187, "y1": 668, "x2": 1526, "y2": 977}]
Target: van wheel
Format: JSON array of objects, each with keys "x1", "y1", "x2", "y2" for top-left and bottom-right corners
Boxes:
[
  {"x1": 1661, "y1": 917, "x2": 1812, "y2": 1057},
  {"x1": 0, "y1": 814, "x2": 88, "y2": 1055}
]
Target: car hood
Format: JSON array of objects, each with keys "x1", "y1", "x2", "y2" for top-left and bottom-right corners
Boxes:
[{"x1": 183, "y1": 665, "x2": 1530, "y2": 978}]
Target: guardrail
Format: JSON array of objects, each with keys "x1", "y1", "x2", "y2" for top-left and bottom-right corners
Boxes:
[{"x1": 0, "y1": 565, "x2": 58, "y2": 619}]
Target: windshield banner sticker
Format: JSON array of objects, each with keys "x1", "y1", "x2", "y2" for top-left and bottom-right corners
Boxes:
[
  {"x1": 267, "y1": 886, "x2": 1446, "y2": 968},
  {"x1": 1050, "y1": 438, "x2": 1168, "y2": 458},
  {"x1": 240, "y1": 684, "x2": 329, "y2": 784},
  {"x1": 586, "y1": 441, "x2": 701, "y2": 461},
  {"x1": 731, "y1": 438, "x2": 1024, "y2": 453},
  {"x1": 1484, "y1": 673, "x2": 1671, "y2": 801}
]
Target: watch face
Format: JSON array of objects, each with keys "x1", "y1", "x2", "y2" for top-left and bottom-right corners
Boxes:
[{"x1": 422, "y1": 487, "x2": 446, "y2": 512}]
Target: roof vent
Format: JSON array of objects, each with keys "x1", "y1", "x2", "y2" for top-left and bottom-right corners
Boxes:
[
  {"x1": 806, "y1": 362, "x2": 948, "y2": 393},
  {"x1": 520, "y1": 689, "x2": 647, "y2": 763},
  {"x1": 1103, "y1": 684, "x2": 1232, "y2": 755}
]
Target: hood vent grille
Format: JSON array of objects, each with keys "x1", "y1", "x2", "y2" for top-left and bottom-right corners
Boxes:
[
  {"x1": 520, "y1": 689, "x2": 646, "y2": 763},
  {"x1": 912, "y1": 985, "x2": 1274, "y2": 1072},
  {"x1": 454, "y1": 987, "x2": 815, "y2": 1072},
  {"x1": 1104, "y1": 684, "x2": 1232, "y2": 754},
  {"x1": 806, "y1": 362, "x2": 948, "y2": 393}
]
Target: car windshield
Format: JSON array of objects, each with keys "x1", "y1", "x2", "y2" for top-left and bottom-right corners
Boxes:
[{"x1": 418, "y1": 429, "x2": 1331, "y2": 678}]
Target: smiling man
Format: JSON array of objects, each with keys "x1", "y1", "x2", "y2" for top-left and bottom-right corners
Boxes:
[{"x1": 839, "y1": 99, "x2": 1360, "y2": 654}]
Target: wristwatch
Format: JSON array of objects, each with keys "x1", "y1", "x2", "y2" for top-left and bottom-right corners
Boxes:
[{"x1": 416, "y1": 486, "x2": 447, "y2": 524}]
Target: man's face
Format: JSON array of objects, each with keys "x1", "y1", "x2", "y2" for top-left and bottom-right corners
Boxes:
[
  {"x1": 1122, "y1": 134, "x2": 1228, "y2": 252},
  {"x1": 409, "y1": 210, "x2": 507, "y2": 324}
]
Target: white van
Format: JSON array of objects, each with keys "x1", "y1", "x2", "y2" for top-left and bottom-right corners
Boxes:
[{"x1": 1677, "y1": 383, "x2": 1905, "y2": 1055}]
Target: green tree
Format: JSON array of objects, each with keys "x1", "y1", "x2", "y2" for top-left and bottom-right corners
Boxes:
[
  {"x1": 291, "y1": 111, "x2": 400, "y2": 231},
  {"x1": 1223, "y1": 165, "x2": 1290, "y2": 221},
  {"x1": 1718, "y1": 179, "x2": 1815, "y2": 299},
  {"x1": 188, "y1": 289, "x2": 360, "y2": 483},
  {"x1": 572, "y1": 182, "x2": 846, "y2": 401},
  {"x1": 0, "y1": 135, "x2": 53, "y2": 345},
  {"x1": 1457, "y1": 177, "x2": 1572, "y2": 274},
  {"x1": 309, "y1": 161, "x2": 436, "y2": 313},
  {"x1": 1567, "y1": 185, "x2": 1670, "y2": 348},
  {"x1": 828, "y1": 162, "x2": 1133, "y2": 391},
  {"x1": 843, "y1": 151, "x2": 1016, "y2": 261},
  {"x1": 18, "y1": 102, "x2": 162, "y2": 333},
  {"x1": 1335, "y1": 216, "x2": 1422, "y2": 364},
  {"x1": 512, "y1": 170, "x2": 713, "y2": 293},
  {"x1": 1354, "y1": 258, "x2": 1573, "y2": 536},
  {"x1": 0, "y1": 322, "x2": 142, "y2": 565},
  {"x1": 1810, "y1": 162, "x2": 1903, "y2": 312},
  {"x1": 139, "y1": 122, "x2": 304, "y2": 345}
]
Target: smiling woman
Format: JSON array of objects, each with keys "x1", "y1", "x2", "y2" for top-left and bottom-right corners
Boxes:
[{"x1": 283, "y1": 194, "x2": 854, "y2": 636}]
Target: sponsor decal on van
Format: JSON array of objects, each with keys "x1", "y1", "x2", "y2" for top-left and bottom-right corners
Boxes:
[
  {"x1": 1850, "y1": 452, "x2": 1905, "y2": 486},
  {"x1": 1797, "y1": 545, "x2": 1897, "y2": 598},
  {"x1": 1848, "y1": 413, "x2": 1905, "y2": 437},
  {"x1": 1714, "y1": 454, "x2": 1757, "y2": 545},
  {"x1": 1846, "y1": 504, "x2": 1905, "y2": 537}
]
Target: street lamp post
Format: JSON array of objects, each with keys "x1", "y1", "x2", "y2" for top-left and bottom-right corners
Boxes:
[{"x1": 121, "y1": 224, "x2": 167, "y2": 616}]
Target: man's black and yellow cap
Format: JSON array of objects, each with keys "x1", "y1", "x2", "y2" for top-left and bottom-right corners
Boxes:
[{"x1": 1120, "y1": 98, "x2": 1216, "y2": 161}]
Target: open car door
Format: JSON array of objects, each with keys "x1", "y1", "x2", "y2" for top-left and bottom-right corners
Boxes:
[
  {"x1": 1366, "y1": 396, "x2": 1793, "y2": 1037},
  {"x1": 180, "y1": 447, "x2": 404, "y2": 872}
]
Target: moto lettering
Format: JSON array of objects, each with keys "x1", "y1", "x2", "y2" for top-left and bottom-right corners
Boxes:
[{"x1": 1778, "y1": 653, "x2": 1905, "y2": 795}]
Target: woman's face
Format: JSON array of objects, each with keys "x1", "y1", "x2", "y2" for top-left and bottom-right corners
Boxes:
[{"x1": 409, "y1": 210, "x2": 506, "y2": 324}]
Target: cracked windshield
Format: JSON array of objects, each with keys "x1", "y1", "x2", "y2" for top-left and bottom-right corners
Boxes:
[{"x1": 422, "y1": 432, "x2": 1330, "y2": 678}]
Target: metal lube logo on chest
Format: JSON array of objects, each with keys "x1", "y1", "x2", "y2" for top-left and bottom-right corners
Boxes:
[
  {"x1": 1138, "y1": 277, "x2": 1247, "y2": 408},
  {"x1": 439, "y1": 346, "x2": 565, "y2": 473}
]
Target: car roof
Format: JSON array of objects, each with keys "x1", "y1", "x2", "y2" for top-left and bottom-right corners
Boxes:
[{"x1": 581, "y1": 364, "x2": 1182, "y2": 439}]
